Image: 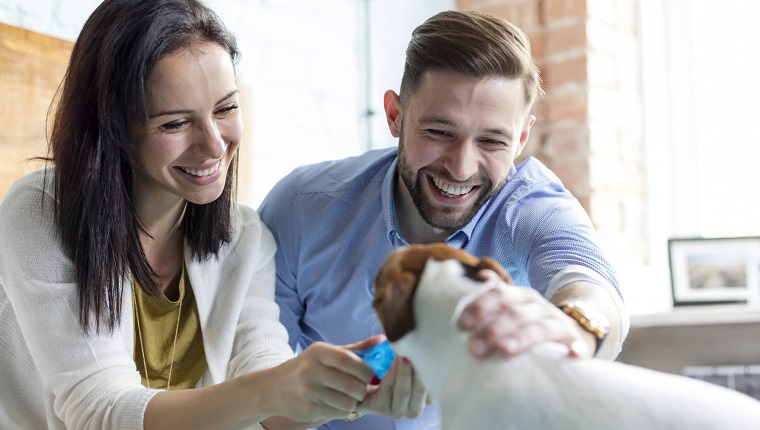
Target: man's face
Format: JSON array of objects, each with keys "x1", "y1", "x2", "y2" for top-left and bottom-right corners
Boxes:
[{"x1": 385, "y1": 69, "x2": 535, "y2": 232}]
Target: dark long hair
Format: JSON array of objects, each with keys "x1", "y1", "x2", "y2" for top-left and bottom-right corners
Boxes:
[
  {"x1": 49, "y1": 0, "x2": 240, "y2": 334},
  {"x1": 400, "y1": 10, "x2": 544, "y2": 110}
]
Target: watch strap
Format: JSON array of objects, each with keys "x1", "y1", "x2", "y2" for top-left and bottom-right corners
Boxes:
[{"x1": 561, "y1": 301, "x2": 609, "y2": 356}]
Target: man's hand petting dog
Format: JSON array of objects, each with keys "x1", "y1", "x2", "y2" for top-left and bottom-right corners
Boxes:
[{"x1": 457, "y1": 271, "x2": 597, "y2": 359}]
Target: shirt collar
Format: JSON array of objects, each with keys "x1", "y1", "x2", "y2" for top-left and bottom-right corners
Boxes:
[
  {"x1": 381, "y1": 157, "x2": 402, "y2": 245},
  {"x1": 382, "y1": 153, "x2": 513, "y2": 247}
]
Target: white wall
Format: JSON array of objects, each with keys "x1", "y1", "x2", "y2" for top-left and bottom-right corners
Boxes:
[
  {"x1": 214, "y1": 0, "x2": 454, "y2": 205},
  {"x1": 365, "y1": 0, "x2": 456, "y2": 150},
  {"x1": 208, "y1": 0, "x2": 366, "y2": 206},
  {"x1": 0, "y1": 0, "x2": 102, "y2": 40},
  {"x1": 1, "y1": 0, "x2": 452, "y2": 206}
]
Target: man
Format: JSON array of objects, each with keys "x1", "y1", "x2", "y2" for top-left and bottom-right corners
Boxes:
[{"x1": 258, "y1": 10, "x2": 629, "y2": 430}]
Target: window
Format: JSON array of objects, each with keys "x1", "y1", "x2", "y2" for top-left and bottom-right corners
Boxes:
[
  {"x1": 641, "y1": 0, "x2": 760, "y2": 308},
  {"x1": 643, "y1": 0, "x2": 760, "y2": 241}
]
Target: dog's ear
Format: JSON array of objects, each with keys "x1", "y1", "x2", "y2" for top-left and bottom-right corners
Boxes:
[
  {"x1": 476, "y1": 257, "x2": 513, "y2": 285},
  {"x1": 373, "y1": 269, "x2": 418, "y2": 342}
]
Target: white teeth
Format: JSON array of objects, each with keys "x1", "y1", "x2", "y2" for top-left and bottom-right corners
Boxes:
[
  {"x1": 432, "y1": 177, "x2": 474, "y2": 196},
  {"x1": 180, "y1": 160, "x2": 221, "y2": 177}
]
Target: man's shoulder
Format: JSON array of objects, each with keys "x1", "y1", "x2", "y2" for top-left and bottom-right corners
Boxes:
[
  {"x1": 258, "y1": 148, "x2": 396, "y2": 219},
  {"x1": 288, "y1": 147, "x2": 397, "y2": 193},
  {"x1": 488, "y1": 157, "x2": 575, "y2": 217},
  {"x1": 513, "y1": 156, "x2": 562, "y2": 185}
]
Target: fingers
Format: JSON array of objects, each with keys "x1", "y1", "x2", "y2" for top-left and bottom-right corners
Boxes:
[
  {"x1": 468, "y1": 307, "x2": 569, "y2": 357},
  {"x1": 343, "y1": 333, "x2": 387, "y2": 352},
  {"x1": 405, "y1": 363, "x2": 428, "y2": 418},
  {"x1": 389, "y1": 358, "x2": 413, "y2": 417},
  {"x1": 288, "y1": 343, "x2": 370, "y2": 413},
  {"x1": 358, "y1": 356, "x2": 428, "y2": 419},
  {"x1": 297, "y1": 342, "x2": 374, "y2": 401},
  {"x1": 457, "y1": 286, "x2": 586, "y2": 358},
  {"x1": 275, "y1": 339, "x2": 428, "y2": 423},
  {"x1": 269, "y1": 345, "x2": 369, "y2": 422},
  {"x1": 458, "y1": 284, "x2": 538, "y2": 330},
  {"x1": 477, "y1": 268, "x2": 500, "y2": 281},
  {"x1": 311, "y1": 386, "x2": 361, "y2": 414},
  {"x1": 309, "y1": 342, "x2": 376, "y2": 387}
]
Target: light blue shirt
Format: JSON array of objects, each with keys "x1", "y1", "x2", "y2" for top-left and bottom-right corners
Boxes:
[{"x1": 258, "y1": 148, "x2": 622, "y2": 430}]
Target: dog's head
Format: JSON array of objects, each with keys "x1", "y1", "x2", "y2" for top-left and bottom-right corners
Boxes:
[{"x1": 373, "y1": 243, "x2": 512, "y2": 341}]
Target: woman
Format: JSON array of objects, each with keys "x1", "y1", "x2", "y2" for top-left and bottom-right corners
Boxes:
[{"x1": 0, "y1": 0, "x2": 426, "y2": 428}]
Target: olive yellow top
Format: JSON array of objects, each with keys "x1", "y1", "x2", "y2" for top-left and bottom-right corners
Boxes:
[{"x1": 132, "y1": 268, "x2": 207, "y2": 390}]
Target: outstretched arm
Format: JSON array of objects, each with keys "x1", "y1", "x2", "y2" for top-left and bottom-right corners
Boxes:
[
  {"x1": 457, "y1": 273, "x2": 627, "y2": 360},
  {"x1": 144, "y1": 341, "x2": 377, "y2": 430}
]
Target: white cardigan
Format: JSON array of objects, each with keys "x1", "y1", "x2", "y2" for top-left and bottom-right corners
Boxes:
[{"x1": 0, "y1": 170, "x2": 294, "y2": 429}]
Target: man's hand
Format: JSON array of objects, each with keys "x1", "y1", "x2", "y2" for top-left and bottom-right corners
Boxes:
[{"x1": 457, "y1": 273, "x2": 598, "y2": 359}]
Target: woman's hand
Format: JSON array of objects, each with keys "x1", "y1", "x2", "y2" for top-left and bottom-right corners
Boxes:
[
  {"x1": 264, "y1": 334, "x2": 429, "y2": 425},
  {"x1": 353, "y1": 354, "x2": 429, "y2": 420},
  {"x1": 265, "y1": 341, "x2": 376, "y2": 423}
]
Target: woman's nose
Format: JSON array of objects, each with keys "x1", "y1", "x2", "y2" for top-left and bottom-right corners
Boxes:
[{"x1": 194, "y1": 120, "x2": 226, "y2": 159}]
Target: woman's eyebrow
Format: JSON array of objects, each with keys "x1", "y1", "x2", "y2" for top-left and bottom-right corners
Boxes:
[{"x1": 149, "y1": 89, "x2": 240, "y2": 119}]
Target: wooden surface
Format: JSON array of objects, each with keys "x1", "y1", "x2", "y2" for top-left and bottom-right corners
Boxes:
[{"x1": 0, "y1": 23, "x2": 73, "y2": 201}]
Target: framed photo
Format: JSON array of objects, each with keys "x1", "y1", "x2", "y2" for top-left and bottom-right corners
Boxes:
[{"x1": 668, "y1": 237, "x2": 760, "y2": 306}]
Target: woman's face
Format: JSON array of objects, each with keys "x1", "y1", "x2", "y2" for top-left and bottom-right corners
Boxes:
[{"x1": 131, "y1": 42, "x2": 242, "y2": 209}]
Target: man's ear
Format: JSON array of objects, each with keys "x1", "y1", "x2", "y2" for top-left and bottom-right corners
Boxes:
[
  {"x1": 515, "y1": 114, "x2": 536, "y2": 158},
  {"x1": 384, "y1": 89, "x2": 402, "y2": 138}
]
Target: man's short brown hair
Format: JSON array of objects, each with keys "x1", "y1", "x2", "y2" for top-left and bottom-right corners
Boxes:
[{"x1": 399, "y1": 10, "x2": 543, "y2": 111}]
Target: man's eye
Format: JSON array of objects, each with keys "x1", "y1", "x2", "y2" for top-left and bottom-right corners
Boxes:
[
  {"x1": 483, "y1": 139, "x2": 506, "y2": 146},
  {"x1": 427, "y1": 129, "x2": 448, "y2": 136}
]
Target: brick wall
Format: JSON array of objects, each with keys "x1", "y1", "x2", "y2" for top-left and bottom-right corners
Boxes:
[{"x1": 457, "y1": 0, "x2": 647, "y2": 274}]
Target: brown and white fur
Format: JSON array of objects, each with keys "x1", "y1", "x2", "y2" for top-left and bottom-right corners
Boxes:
[{"x1": 373, "y1": 243, "x2": 760, "y2": 430}]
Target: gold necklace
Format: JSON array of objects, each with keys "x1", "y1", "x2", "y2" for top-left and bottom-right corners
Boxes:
[{"x1": 132, "y1": 281, "x2": 182, "y2": 390}]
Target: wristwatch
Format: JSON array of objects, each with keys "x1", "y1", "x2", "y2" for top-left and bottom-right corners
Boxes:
[{"x1": 560, "y1": 300, "x2": 610, "y2": 356}]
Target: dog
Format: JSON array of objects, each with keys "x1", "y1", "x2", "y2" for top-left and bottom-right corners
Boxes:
[{"x1": 373, "y1": 243, "x2": 760, "y2": 430}]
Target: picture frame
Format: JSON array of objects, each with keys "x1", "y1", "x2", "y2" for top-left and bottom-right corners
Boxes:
[{"x1": 668, "y1": 237, "x2": 760, "y2": 307}]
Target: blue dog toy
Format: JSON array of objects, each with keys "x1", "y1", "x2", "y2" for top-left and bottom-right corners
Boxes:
[{"x1": 354, "y1": 339, "x2": 396, "y2": 379}]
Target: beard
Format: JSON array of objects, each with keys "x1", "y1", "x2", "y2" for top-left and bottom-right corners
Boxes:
[{"x1": 397, "y1": 134, "x2": 505, "y2": 232}]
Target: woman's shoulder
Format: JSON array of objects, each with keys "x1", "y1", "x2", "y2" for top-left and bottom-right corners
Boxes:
[
  {"x1": 3, "y1": 168, "x2": 54, "y2": 196},
  {"x1": 0, "y1": 169, "x2": 55, "y2": 218},
  {"x1": 233, "y1": 203, "x2": 266, "y2": 233},
  {"x1": 230, "y1": 203, "x2": 276, "y2": 251},
  {"x1": 189, "y1": 204, "x2": 276, "y2": 273},
  {"x1": 0, "y1": 169, "x2": 61, "y2": 267}
]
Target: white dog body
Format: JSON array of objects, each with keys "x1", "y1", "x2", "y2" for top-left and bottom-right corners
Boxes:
[{"x1": 392, "y1": 259, "x2": 760, "y2": 430}]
